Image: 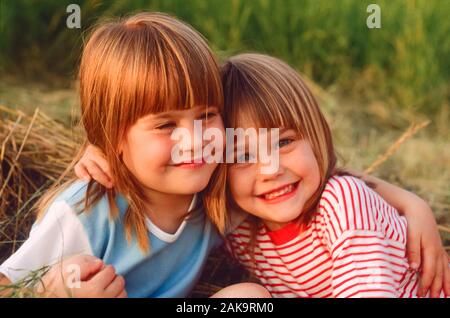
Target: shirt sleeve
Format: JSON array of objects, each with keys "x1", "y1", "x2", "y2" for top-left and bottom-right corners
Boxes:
[
  {"x1": 320, "y1": 176, "x2": 408, "y2": 298},
  {"x1": 0, "y1": 200, "x2": 93, "y2": 283},
  {"x1": 329, "y1": 229, "x2": 405, "y2": 298}
]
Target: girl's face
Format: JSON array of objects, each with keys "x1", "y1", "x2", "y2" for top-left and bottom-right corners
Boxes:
[
  {"x1": 120, "y1": 105, "x2": 224, "y2": 195},
  {"x1": 227, "y1": 126, "x2": 321, "y2": 230}
]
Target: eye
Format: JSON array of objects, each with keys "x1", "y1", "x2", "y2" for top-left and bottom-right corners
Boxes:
[
  {"x1": 198, "y1": 111, "x2": 217, "y2": 121},
  {"x1": 155, "y1": 122, "x2": 176, "y2": 130},
  {"x1": 236, "y1": 152, "x2": 256, "y2": 163},
  {"x1": 277, "y1": 138, "x2": 294, "y2": 148}
]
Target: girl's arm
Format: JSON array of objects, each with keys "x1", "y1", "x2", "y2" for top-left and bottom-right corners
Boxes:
[
  {"x1": 0, "y1": 199, "x2": 127, "y2": 298},
  {"x1": 355, "y1": 171, "x2": 449, "y2": 297},
  {"x1": 325, "y1": 176, "x2": 446, "y2": 298}
]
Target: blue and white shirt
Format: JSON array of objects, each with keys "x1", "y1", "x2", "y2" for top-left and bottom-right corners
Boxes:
[{"x1": 0, "y1": 180, "x2": 224, "y2": 297}]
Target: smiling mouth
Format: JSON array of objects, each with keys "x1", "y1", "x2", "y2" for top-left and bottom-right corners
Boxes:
[
  {"x1": 173, "y1": 158, "x2": 206, "y2": 168},
  {"x1": 257, "y1": 181, "x2": 300, "y2": 202}
]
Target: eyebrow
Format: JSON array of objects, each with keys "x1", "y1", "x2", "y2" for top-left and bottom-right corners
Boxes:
[
  {"x1": 145, "y1": 106, "x2": 215, "y2": 122},
  {"x1": 152, "y1": 113, "x2": 175, "y2": 120}
]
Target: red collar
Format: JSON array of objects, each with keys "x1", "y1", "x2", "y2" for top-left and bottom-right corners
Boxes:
[{"x1": 265, "y1": 221, "x2": 303, "y2": 246}]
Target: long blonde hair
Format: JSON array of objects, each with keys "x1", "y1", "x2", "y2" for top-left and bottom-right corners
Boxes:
[
  {"x1": 36, "y1": 12, "x2": 223, "y2": 252},
  {"x1": 207, "y1": 53, "x2": 338, "y2": 239}
]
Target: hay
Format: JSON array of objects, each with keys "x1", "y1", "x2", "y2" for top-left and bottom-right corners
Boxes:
[{"x1": 0, "y1": 104, "x2": 80, "y2": 260}]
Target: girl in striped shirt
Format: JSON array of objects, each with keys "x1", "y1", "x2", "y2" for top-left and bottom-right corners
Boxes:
[{"x1": 214, "y1": 53, "x2": 448, "y2": 298}]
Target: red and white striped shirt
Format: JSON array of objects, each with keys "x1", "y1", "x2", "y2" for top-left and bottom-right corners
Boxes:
[{"x1": 227, "y1": 175, "x2": 441, "y2": 298}]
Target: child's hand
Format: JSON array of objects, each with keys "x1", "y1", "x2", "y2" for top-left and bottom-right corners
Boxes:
[
  {"x1": 74, "y1": 144, "x2": 114, "y2": 188},
  {"x1": 403, "y1": 200, "x2": 450, "y2": 297},
  {"x1": 37, "y1": 255, "x2": 127, "y2": 298}
]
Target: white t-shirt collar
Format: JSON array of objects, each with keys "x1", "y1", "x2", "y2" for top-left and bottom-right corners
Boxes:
[{"x1": 145, "y1": 194, "x2": 198, "y2": 243}]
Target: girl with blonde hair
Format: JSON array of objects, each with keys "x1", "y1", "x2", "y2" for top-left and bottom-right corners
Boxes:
[{"x1": 219, "y1": 53, "x2": 449, "y2": 297}]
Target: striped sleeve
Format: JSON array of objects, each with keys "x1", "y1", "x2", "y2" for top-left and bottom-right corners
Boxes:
[
  {"x1": 319, "y1": 176, "x2": 409, "y2": 298},
  {"x1": 330, "y1": 230, "x2": 406, "y2": 297}
]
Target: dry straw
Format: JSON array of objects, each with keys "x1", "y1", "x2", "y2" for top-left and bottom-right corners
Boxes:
[
  {"x1": 0, "y1": 105, "x2": 80, "y2": 257},
  {"x1": 364, "y1": 120, "x2": 431, "y2": 175}
]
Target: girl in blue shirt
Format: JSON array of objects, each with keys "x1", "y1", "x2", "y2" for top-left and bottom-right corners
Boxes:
[{"x1": 0, "y1": 12, "x2": 269, "y2": 298}]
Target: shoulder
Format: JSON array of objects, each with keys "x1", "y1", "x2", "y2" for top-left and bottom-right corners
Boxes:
[
  {"x1": 38, "y1": 181, "x2": 127, "y2": 254},
  {"x1": 35, "y1": 180, "x2": 90, "y2": 227},
  {"x1": 49, "y1": 180, "x2": 126, "y2": 219},
  {"x1": 317, "y1": 175, "x2": 406, "y2": 245},
  {"x1": 318, "y1": 175, "x2": 382, "y2": 232},
  {"x1": 52, "y1": 180, "x2": 98, "y2": 212},
  {"x1": 321, "y1": 175, "x2": 367, "y2": 204}
]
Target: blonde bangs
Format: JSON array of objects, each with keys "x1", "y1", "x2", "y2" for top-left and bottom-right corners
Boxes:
[
  {"x1": 134, "y1": 19, "x2": 223, "y2": 116},
  {"x1": 80, "y1": 12, "x2": 223, "y2": 133},
  {"x1": 221, "y1": 54, "x2": 304, "y2": 135}
]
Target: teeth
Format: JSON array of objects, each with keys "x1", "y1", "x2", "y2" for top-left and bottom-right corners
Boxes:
[{"x1": 264, "y1": 184, "x2": 294, "y2": 200}]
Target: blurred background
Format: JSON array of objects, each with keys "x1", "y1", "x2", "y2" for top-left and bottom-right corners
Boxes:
[{"x1": 0, "y1": 0, "x2": 449, "y2": 296}]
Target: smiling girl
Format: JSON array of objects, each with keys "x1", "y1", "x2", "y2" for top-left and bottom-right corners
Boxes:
[{"x1": 219, "y1": 53, "x2": 449, "y2": 297}]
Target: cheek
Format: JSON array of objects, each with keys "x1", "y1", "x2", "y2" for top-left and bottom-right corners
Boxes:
[
  {"x1": 284, "y1": 144, "x2": 321, "y2": 185},
  {"x1": 144, "y1": 138, "x2": 173, "y2": 164},
  {"x1": 299, "y1": 148, "x2": 321, "y2": 191},
  {"x1": 227, "y1": 168, "x2": 240, "y2": 197},
  {"x1": 228, "y1": 167, "x2": 253, "y2": 204},
  {"x1": 124, "y1": 131, "x2": 173, "y2": 169}
]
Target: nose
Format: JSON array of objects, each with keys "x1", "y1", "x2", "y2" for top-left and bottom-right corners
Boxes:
[
  {"x1": 257, "y1": 161, "x2": 284, "y2": 182},
  {"x1": 178, "y1": 120, "x2": 205, "y2": 156}
]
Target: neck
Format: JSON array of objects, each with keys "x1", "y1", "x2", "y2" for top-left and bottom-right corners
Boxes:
[
  {"x1": 142, "y1": 188, "x2": 195, "y2": 234},
  {"x1": 263, "y1": 220, "x2": 290, "y2": 232}
]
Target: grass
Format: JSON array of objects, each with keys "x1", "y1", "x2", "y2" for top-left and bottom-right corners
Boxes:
[
  {"x1": 0, "y1": 266, "x2": 51, "y2": 298},
  {"x1": 1, "y1": 0, "x2": 449, "y2": 115}
]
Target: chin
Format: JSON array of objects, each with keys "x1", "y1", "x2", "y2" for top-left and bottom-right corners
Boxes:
[
  {"x1": 177, "y1": 180, "x2": 209, "y2": 194},
  {"x1": 264, "y1": 208, "x2": 303, "y2": 224}
]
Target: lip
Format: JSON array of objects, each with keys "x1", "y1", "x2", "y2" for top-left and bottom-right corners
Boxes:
[
  {"x1": 173, "y1": 158, "x2": 206, "y2": 169},
  {"x1": 256, "y1": 181, "x2": 300, "y2": 204}
]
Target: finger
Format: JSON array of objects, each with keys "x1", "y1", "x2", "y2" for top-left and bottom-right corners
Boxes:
[
  {"x1": 84, "y1": 160, "x2": 113, "y2": 188},
  {"x1": 56, "y1": 255, "x2": 102, "y2": 282},
  {"x1": 429, "y1": 254, "x2": 444, "y2": 297},
  {"x1": 104, "y1": 275, "x2": 126, "y2": 298},
  {"x1": 89, "y1": 152, "x2": 113, "y2": 183},
  {"x1": 116, "y1": 289, "x2": 128, "y2": 298},
  {"x1": 405, "y1": 228, "x2": 421, "y2": 271},
  {"x1": 77, "y1": 256, "x2": 104, "y2": 281},
  {"x1": 417, "y1": 248, "x2": 437, "y2": 297},
  {"x1": 73, "y1": 281, "x2": 98, "y2": 298},
  {"x1": 89, "y1": 265, "x2": 117, "y2": 290},
  {"x1": 74, "y1": 163, "x2": 91, "y2": 181},
  {"x1": 443, "y1": 253, "x2": 450, "y2": 296}
]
